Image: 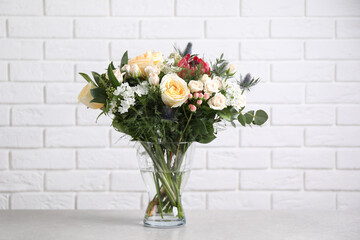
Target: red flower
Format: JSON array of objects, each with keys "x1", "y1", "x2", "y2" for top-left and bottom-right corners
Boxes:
[{"x1": 177, "y1": 54, "x2": 210, "y2": 79}]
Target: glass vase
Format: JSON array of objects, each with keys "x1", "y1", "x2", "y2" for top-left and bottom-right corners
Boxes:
[{"x1": 136, "y1": 141, "x2": 195, "y2": 228}]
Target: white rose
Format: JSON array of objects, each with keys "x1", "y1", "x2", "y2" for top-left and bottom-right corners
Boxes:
[
  {"x1": 106, "y1": 68, "x2": 125, "y2": 83},
  {"x1": 204, "y1": 79, "x2": 221, "y2": 94},
  {"x1": 200, "y1": 74, "x2": 211, "y2": 83},
  {"x1": 145, "y1": 65, "x2": 160, "y2": 76},
  {"x1": 208, "y1": 93, "x2": 227, "y2": 110},
  {"x1": 187, "y1": 80, "x2": 204, "y2": 93},
  {"x1": 148, "y1": 72, "x2": 160, "y2": 86},
  {"x1": 130, "y1": 64, "x2": 141, "y2": 77},
  {"x1": 226, "y1": 63, "x2": 237, "y2": 75},
  {"x1": 121, "y1": 64, "x2": 130, "y2": 73},
  {"x1": 160, "y1": 73, "x2": 190, "y2": 108}
]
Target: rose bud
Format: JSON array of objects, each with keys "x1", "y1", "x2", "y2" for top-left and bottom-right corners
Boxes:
[
  {"x1": 203, "y1": 93, "x2": 210, "y2": 100},
  {"x1": 189, "y1": 104, "x2": 196, "y2": 112},
  {"x1": 198, "y1": 93, "x2": 204, "y2": 98},
  {"x1": 194, "y1": 92, "x2": 200, "y2": 99},
  {"x1": 188, "y1": 93, "x2": 193, "y2": 99},
  {"x1": 196, "y1": 99, "x2": 202, "y2": 105}
]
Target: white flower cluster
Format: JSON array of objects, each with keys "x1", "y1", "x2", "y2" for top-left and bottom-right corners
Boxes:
[
  {"x1": 224, "y1": 81, "x2": 246, "y2": 111},
  {"x1": 113, "y1": 82, "x2": 149, "y2": 114}
]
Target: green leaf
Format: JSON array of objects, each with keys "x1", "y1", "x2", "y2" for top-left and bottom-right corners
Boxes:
[
  {"x1": 90, "y1": 87, "x2": 107, "y2": 103},
  {"x1": 198, "y1": 133, "x2": 216, "y2": 144},
  {"x1": 107, "y1": 63, "x2": 120, "y2": 87},
  {"x1": 79, "y1": 73, "x2": 96, "y2": 86},
  {"x1": 217, "y1": 107, "x2": 233, "y2": 122},
  {"x1": 120, "y1": 51, "x2": 128, "y2": 68},
  {"x1": 244, "y1": 110, "x2": 254, "y2": 124},
  {"x1": 254, "y1": 110, "x2": 268, "y2": 125},
  {"x1": 238, "y1": 113, "x2": 246, "y2": 126},
  {"x1": 91, "y1": 71, "x2": 101, "y2": 86}
]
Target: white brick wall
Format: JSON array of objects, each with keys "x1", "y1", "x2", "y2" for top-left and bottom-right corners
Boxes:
[{"x1": 0, "y1": 0, "x2": 359, "y2": 211}]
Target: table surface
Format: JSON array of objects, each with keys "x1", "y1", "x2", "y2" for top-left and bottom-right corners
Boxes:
[{"x1": 0, "y1": 210, "x2": 359, "y2": 240}]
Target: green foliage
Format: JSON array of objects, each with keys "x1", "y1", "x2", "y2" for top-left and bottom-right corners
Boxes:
[
  {"x1": 90, "y1": 88, "x2": 107, "y2": 104},
  {"x1": 254, "y1": 110, "x2": 268, "y2": 125},
  {"x1": 238, "y1": 109, "x2": 268, "y2": 126},
  {"x1": 120, "y1": 51, "x2": 128, "y2": 68},
  {"x1": 107, "y1": 62, "x2": 120, "y2": 87},
  {"x1": 79, "y1": 72, "x2": 96, "y2": 86}
]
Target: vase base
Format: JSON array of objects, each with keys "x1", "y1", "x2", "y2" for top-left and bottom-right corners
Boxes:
[{"x1": 144, "y1": 216, "x2": 186, "y2": 228}]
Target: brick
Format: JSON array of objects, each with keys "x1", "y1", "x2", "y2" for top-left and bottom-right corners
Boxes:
[
  {"x1": 207, "y1": 19, "x2": 268, "y2": 38},
  {"x1": 0, "y1": 62, "x2": 7, "y2": 81},
  {"x1": 0, "y1": 127, "x2": 42, "y2": 148},
  {"x1": 337, "y1": 105, "x2": 360, "y2": 125},
  {"x1": 241, "y1": 170, "x2": 302, "y2": 190},
  {"x1": 272, "y1": 149, "x2": 335, "y2": 169},
  {"x1": 111, "y1": 129, "x2": 137, "y2": 148},
  {"x1": 0, "y1": 0, "x2": 43, "y2": 16},
  {"x1": 78, "y1": 149, "x2": 137, "y2": 169},
  {"x1": 306, "y1": 127, "x2": 360, "y2": 147},
  {"x1": 307, "y1": 84, "x2": 360, "y2": 103},
  {"x1": 45, "y1": 0, "x2": 108, "y2": 16},
  {"x1": 234, "y1": 62, "x2": 270, "y2": 82},
  {"x1": 271, "y1": 19, "x2": 333, "y2": 38},
  {"x1": 177, "y1": 0, "x2": 238, "y2": 16},
  {"x1": 77, "y1": 107, "x2": 111, "y2": 126},
  {"x1": 241, "y1": 127, "x2": 303, "y2": 147},
  {"x1": 0, "y1": 83, "x2": 43, "y2": 103},
  {"x1": 12, "y1": 105, "x2": 75, "y2": 126},
  {"x1": 337, "y1": 20, "x2": 360, "y2": 38},
  {"x1": 272, "y1": 106, "x2": 335, "y2": 125},
  {"x1": 0, "y1": 19, "x2": 5, "y2": 38},
  {"x1": 112, "y1": 0, "x2": 174, "y2": 17},
  {"x1": 141, "y1": 19, "x2": 203, "y2": 39},
  {"x1": 45, "y1": 41, "x2": 108, "y2": 60},
  {"x1": 249, "y1": 83, "x2": 304, "y2": 103},
  {"x1": 11, "y1": 193, "x2": 75, "y2": 209},
  {"x1": 306, "y1": 40, "x2": 360, "y2": 60},
  {"x1": 337, "y1": 193, "x2": 360, "y2": 210},
  {"x1": 0, "y1": 172, "x2": 43, "y2": 191},
  {"x1": 337, "y1": 149, "x2": 360, "y2": 169},
  {"x1": 45, "y1": 83, "x2": 83, "y2": 103},
  {"x1": 75, "y1": 19, "x2": 138, "y2": 38},
  {"x1": 182, "y1": 192, "x2": 206, "y2": 209},
  {"x1": 273, "y1": 192, "x2": 336, "y2": 210},
  {"x1": 306, "y1": 170, "x2": 360, "y2": 190},
  {"x1": 0, "y1": 150, "x2": 8, "y2": 169},
  {"x1": 241, "y1": 41, "x2": 302, "y2": 60},
  {"x1": 0, "y1": 194, "x2": 9, "y2": 209},
  {"x1": 272, "y1": 62, "x2": 334, "y2": 82},
  {"x1": 198, "y1": 127, "x2": 238, "y2": 148},
  {"x1": 46, "y1": 171, "x2": 109, "y2": 191},
  {"x1": 75, "y1": 62, "x2": 108, "y2": 82},
  {"x1": 0, "y1": 106, "x2": 9, "y2": 125},
  {"x1": 77, "y1": 193, "x2": 141, "y2": 209},
  {"x1": 208, "y1": 149, "x2": 270, "y2": 169},
  {"x1": 8, "y1": 18, "x2": 72, "y2": 38},
  {"x1": 0, "y1": 40, "x2": 42, "y2": 60},
  {"x1": 208, "y1": 192, "x2": 270, "y2": 210},
  {"x1": 10, "y1": 62, "x2": 74, "y2": 82},
  {"x1": 45, "y1": 127, "x2": 109, "y2": 147},
  {"x1": 242, "y1": 0, "x2": 304, "y2": 17},
  {"x1": 336, "y1": 62, "x2": 360, "y2": 81},
  {"x1": 111, "y1": 171, "x2": 145, "y2": 191},
  {"x1": 307, "y1": 0, "x2": 360, "y2": 17},
  {"x1": 185, "y1": 170, "x2": 238, "y2": 190},
  {"x1": 11, "y1": 149, "x2": 75, "y2": 169}
]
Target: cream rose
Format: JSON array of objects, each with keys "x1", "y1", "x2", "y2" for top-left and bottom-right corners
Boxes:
[
  {"x1": 128, "y1": 51, "x2": 163, "y2": 76},
  {"x1": 188, "y1": 80, "x2": 204, "y2": 93},
  {"x1": 208, "y1": 93, "x2": 226, "y2": 110},
  {"x1": 204, "y1": 79, "x2": 221, "y2": 94},
  {"x1": 78, "y1": 82, "x2": 104, "y2": 109},
  {"x1": 106, "y1": 68, "x2": 125, "y2": 83},
  {"x1": 160, "y1": 73, "x2": 190, "y2": 108},
  {"x1": 200, "y1": 74, "x2": 211, "y2": 83}
]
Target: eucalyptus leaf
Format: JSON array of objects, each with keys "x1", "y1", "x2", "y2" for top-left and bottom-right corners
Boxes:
[
  {"x1": 254, "y1": 110, "x2": 268, "y2": 125},
  {"x1": 238, "y1": 113, "x2": 246, "y2": 126},
  {"x1": 217, "y1": 107, "x2": 232, "y2": 122},
  {"x1": 244, "y1": 110, "x2": 254, "y2": 124}
]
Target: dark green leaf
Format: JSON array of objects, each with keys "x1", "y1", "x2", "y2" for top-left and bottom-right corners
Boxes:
[
  {"x1": 238, "y1": 113, "x2": 246, "y2": 126},
  {"x1": 120, "y1": 51, "x2": 128, "y2": 68},
  {"x1": 90, "y1": 87, "x2": 107, "y2": 103},
  {"x1": 244, "y1": 110, "x2": 254, "y2": 124},
  {"x1": 217, "y1": 107, "x2": 233, "y2": 121},
  {"x1": 91, "y1": 71, "x2": 101, "y2": 86},
  {"x1": 107, "y1": 63, "x2": 120, "y2": 87},
  {"x1": 254, "y1": 110, "x2": 268, "y2": 125}
]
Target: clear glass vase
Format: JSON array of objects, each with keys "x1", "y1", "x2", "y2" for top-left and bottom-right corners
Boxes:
[{"x1": 136, "y1": 141, "x2": 195, "y2": 228}]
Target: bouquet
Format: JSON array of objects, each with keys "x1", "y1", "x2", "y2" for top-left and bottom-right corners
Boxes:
[{"x1": 78, "y1": 43, "x2": 267, "y2": 227}]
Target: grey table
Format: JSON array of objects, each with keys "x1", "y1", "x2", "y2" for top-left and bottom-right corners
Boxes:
[{"x1": 0, "y1": 210, "x2": 359, "y2": 240}]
